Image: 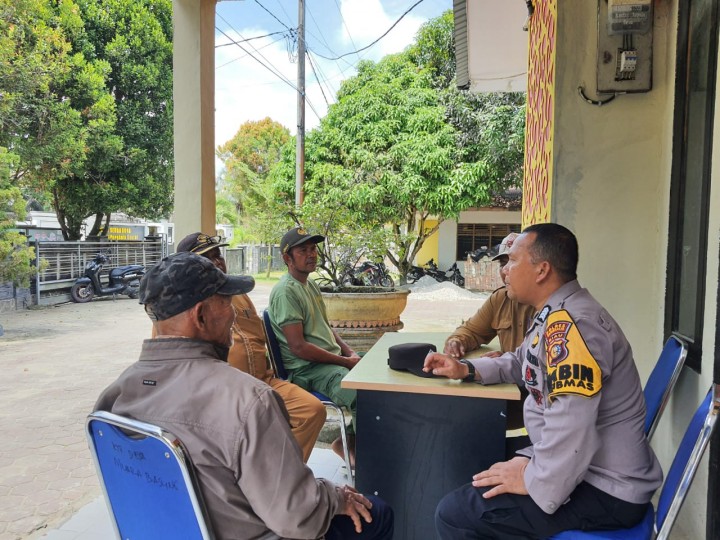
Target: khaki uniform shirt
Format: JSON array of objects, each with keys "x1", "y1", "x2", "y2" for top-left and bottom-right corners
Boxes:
[
  {"x1": 446, "y1": 287, "x2": 536, "y2": 353},
  {"x1": 228, "y1": 295, "x2": 275, "y2": 383},
  {"x1": 95, "y1": 338, "x2": 343, "y2": 539}
]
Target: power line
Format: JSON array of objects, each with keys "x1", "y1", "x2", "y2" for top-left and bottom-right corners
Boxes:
[
  {"x1": 217, "y1": 13, "x2": 295, "y2": 86},
  {"x1": 310, "y1": 0, "x2": 427, "y2": 61},
  {"x1": 331, "y1": 0, "x2": 362, "y2": 63},
  {"x1": 254, "y1": 0, "x2": 294, "y2": 32},
  {"x1": 215, "y1": 30, "x2": 286, "y2": 48},
  {"x1": 216, "y1": 34, "x2": 289, "y2": 70},
  {"x1": 306, "y1": 51, "x2": 330, "y2": 107},
  {"x1": 215, "y1": 23, "x2": 323, "y2": 121}
]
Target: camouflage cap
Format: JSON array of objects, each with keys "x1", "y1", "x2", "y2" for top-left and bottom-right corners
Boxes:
[
  {"x1": 176, "y1": 232, "x2": 229, "y2": 256},
  {"x1": 139, "y1": 252, "x2": 254, "y2": 321},
  {"x1": 280, "y1": 227, "x2": 324, "y2": 255}
]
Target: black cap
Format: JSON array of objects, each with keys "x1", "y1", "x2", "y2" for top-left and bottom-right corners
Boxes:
[
  {"x1": 388, "y1": 343, "x2": 439, "y2": 378},
  {"x1": 177, "y1": 232, "x2": 229, "y2": 255},
  {"x1": 139, "y1": 252, "x2": 255, "y2": 321},
  {"x1": 280, "y1": 227, "x2": 325, "y2": 255}
]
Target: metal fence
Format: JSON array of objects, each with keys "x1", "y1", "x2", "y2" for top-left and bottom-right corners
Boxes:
[{"x1": 33, "y1": 240, "x2": 167, "y2": 305}]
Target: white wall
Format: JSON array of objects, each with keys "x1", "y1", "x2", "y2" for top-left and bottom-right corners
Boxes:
[
  {"x1": 437, "y1": 209, "x2": 522, "y2": 271},
  {"x1": 551, "y1": 2, "x2": 715, "y2": 536}
]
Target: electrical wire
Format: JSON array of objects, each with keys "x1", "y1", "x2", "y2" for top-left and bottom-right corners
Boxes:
[
  {"x1": 216, "y1": 34, "x2": 289, "y2": 70},
  {"x1": 215, "y1": 24, "x2": 323, "y2": 120},
  {"x1": 310, "y1": 0, "x2": 428, "y2": 61},
  {"x1": 306, "y1": 51, "x2": 331, "y2": 107},
  {"x1": 215, "y1": 30, "x2": 286, "y2": 48}
]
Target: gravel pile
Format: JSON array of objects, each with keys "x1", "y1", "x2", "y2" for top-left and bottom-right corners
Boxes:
[{"x1": 405, "y1": 276, "x2": 487, "y2": 301}]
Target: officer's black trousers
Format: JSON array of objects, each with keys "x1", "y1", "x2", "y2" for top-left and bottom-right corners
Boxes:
[{"x1": 435, "y1": 481, "x2": 648, "y2": 539}]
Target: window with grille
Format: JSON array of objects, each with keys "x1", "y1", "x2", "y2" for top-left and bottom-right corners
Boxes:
[{"x1": 456, "y1": 224, "x2": 521, "y2": 260}]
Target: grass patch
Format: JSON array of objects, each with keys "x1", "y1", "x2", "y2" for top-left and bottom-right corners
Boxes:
[{"x1": 249, "y1": 271, "x2": 285, "y2": 284}]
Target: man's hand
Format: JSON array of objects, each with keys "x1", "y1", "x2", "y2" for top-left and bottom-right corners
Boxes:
[
  {"x1": 338, "y1": 485, "x2": 373, "y2": 533},
  {"x1": 480, "y1": 350, "x2": 502, "y2": 358},
  {"x1": 343, "y1": 352, "x2": 361, "y2": 369},
  {"x1": 443, "y1": 339, "x2": 466, "y2": 358},
  {"x1": 472, "y1": 457, "x2": 530, "y2": 498},
  {"x1": 423, "y1": 352, "x2": 467, "y2": 379}
]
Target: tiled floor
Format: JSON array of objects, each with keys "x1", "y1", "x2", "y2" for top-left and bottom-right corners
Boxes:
[{"x1": 39, "y1": 448, "x2": 351, "y2": 539}]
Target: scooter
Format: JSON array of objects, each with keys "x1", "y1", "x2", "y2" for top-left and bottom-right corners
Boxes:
[{"x1": 70, "y1": 250, "x2": 145, "y2": 303}]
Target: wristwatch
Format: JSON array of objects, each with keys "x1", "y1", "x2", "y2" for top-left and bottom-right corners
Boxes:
[{"x1": 458, "y1": 359, "x2": 476, "y2": 382}]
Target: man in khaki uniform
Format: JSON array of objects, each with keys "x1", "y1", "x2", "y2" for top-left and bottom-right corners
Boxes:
[
  {"x1": 175, "y1": 232, "x2": 326, "y2": 463},
  {"x1": 445, "y1": 233, "x2": 535, "y2": 431}
]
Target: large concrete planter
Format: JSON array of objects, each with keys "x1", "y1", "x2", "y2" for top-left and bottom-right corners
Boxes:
[{"x1": 320, "y1": 286, "x2": 411, "y2": 354}]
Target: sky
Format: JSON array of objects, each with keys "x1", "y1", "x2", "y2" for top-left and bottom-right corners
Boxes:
[{"x1": 214, "y1": 0, "x2": 452, "y2": 148}]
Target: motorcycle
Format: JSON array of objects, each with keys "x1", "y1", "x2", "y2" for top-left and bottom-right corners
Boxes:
[
  {"x1": 407, "y1": 259, "x2": 465, "y2": 287},
  {"x1": 70, "y1": 250, "x2": 146, "y2": 303},
  {"x1": 444, "y1": 262, "x2": 465, "y2": 288},
  {"x1": 422, "y1": 259, "x2": 448, "y2": 282},
  {"x1": 342, "y1": 260, "x2": 395, "y2": 287}
]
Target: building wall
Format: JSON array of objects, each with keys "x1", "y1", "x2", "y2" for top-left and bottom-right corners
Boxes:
[
  {"x1": 417, "y1": 210, "x2": 522, "y2": 272},
  {"x1": 547, "y1": 1, "x2": 715, "y2": 536}
]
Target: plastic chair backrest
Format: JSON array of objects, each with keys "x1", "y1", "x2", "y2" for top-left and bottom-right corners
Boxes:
[
  {"x1": 549, "y1": 383, "x2": 718, "y2": 540},
  {"x1": 86, "y1": 411, "x2": 214, "y2": 540},
  {"x1": 655, "y1": 383, "x2": 719, "y2": 540},
  {"x1": 643, "y1": 336, "x2": 687, "y2": 440},
  {"x1": 262, "y1": 309, "x2": 288, "y2": 380}
]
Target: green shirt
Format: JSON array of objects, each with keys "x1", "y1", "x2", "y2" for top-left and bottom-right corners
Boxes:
[{"x1": 268, "y1": 273, "x2": 341, "y2": 371}]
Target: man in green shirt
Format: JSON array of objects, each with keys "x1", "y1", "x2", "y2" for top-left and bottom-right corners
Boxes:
[{"x1": 269, "y1": 227, "x2": 360, "y2": 465}]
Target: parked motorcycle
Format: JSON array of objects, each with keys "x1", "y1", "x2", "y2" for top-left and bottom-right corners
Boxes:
[
  {"x1": 406, "y1": 259, "x2": 465, "y2": 287},
  {"x1": 444, "y1": 262, "x2": 465, "y2": 288},
  {"x1": 422, "y1": 259, "x2": 448, "y2": 282},
  {"x1": 342, "y1": 260, "x2": 395, "y2": 287},
  {"x1": 70, "y1": 250, "x2": 146, "y2": 303}
]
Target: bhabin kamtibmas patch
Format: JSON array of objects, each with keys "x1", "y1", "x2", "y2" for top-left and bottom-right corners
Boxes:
[{"x1": 545, "y1": 310, "x2": 602, "y2": 400}]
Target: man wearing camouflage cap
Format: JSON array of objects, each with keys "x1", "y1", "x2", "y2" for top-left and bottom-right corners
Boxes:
[{"x1": 94, "y1": 252, "x2": 394, "y2": 539}]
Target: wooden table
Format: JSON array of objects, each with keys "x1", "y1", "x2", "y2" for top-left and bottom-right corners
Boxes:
[{"x1": 342, "y1": 332, "x2": 520, "y2": 540}]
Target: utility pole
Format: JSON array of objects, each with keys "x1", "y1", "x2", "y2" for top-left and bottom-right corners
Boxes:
[{"x1": 295, "y1": 0, "x2": 305, "y2": 208}]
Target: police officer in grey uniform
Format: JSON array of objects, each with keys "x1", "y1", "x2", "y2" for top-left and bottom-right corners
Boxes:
[{"x1": 424, "y1": 223, "x2": 662, "y2": 539}]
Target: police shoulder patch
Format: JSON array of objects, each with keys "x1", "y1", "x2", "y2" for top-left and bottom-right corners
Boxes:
[{"x1": 545, "y1": 310, "x2": 602, "y2": 400}]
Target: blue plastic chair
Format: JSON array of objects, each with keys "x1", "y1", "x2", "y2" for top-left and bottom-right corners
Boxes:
[
  {"x1": 262, "y1": 309, "x2": 354, "y2": 484},
  {"x1": 550, "y1": 383, "x2": 719, "y2": 540},
  {"x1": 86, "y1": 411, "x2": 214, "y2": 540},
  {"x1": 643, "y1": 336, "x2": 688, "y2": 440}
]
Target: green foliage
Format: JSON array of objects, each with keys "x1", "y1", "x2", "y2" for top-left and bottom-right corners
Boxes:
[
  {"x1": 271, "y1": 11, "x2": 525, "y2": 282},
  {"x1": 0, "y1": 147, "x2": 40, "y2": 286},
  {"x1": 294, "y1": 202, "x2": 391, "y2": 287},
  {"x1": 0, "y1": 0, "x2": 173, "y2": 240},
  {"x1": 216, "y1": 118, "x2": 293, "y2": 271}
]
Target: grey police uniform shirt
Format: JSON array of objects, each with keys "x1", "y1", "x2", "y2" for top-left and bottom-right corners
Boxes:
[
  {"x1": 473, "y1": 280, "x2": 663, "y2": 514},
  {"x1": 94, "y1": 338, "x2": 343, "y2": 540}
]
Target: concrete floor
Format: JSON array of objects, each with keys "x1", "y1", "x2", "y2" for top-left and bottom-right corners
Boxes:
[{"x1": 0, "y1": 281, "x2": 485, "y2": 539}]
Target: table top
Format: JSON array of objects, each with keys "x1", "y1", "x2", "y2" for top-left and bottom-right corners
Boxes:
[{"x1": 341, "y1": 332, "x2": 520, "y2": 400}]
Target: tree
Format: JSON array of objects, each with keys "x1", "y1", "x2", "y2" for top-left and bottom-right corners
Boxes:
[
  {"x1": 271, "y1": 11, "x2": 525, "y2": 282},
  {"x1": 217, "y1": 118, "x2": 290, "y2": 216},
  {"x1": 217, "y1": 118, "x2": 292, "y2": 275},
  {"x1": 0, "y1": 0, "x2": 173, "y2": 240},
  {"x1": 0, "y1": 147, "x2": 40, "y2": 286}
]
